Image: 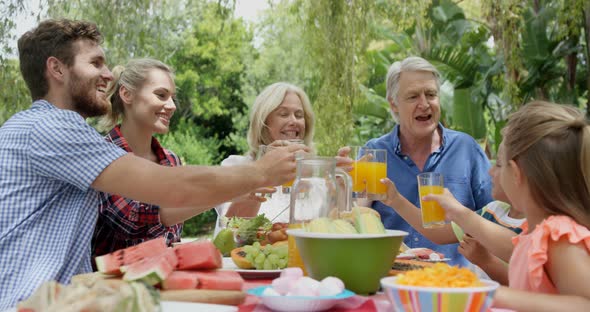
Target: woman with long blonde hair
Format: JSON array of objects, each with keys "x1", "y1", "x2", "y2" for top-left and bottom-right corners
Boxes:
[
  {"x1": 214, "y1": 82, "x2": 315, "y2": 227},
  {"x1": 93, "y1": 58, "x2": 209, "y2": 256}
]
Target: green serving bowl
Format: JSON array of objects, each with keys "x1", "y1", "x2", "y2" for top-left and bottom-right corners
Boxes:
[{"x1": 286, "y1": 229, "x2": 408, "y2": 295}]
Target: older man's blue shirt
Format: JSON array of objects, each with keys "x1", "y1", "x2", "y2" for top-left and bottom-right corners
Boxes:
[{"x1": 366, "y1": 124, "x2": 493, "y2": 266}]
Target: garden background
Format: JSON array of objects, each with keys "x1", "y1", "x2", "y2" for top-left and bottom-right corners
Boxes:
[{"x1": 1, "y1": 0, "x2": 589, "y2": 236}]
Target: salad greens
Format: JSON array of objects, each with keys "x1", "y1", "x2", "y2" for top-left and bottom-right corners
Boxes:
[{"x1": 223, "y1": 214, "x2": 272, "y2": 245}]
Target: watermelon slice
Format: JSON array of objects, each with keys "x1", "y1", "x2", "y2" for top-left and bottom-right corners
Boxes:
[
  {"x1": 95, "y1": 237, "x2": 168, "y2": 275},
  {"x1": 122, "y1": 249, "x2": 177, "y2": 286},
  {"x1": 162, "y1": 271, "x2": 199, "y2": 290},
  {"x1": 173, "y1": 240, "x2": 222, "y2": 270},
  {"x1": 193, "y1": 270, "x2": 244, "y2": 290}
]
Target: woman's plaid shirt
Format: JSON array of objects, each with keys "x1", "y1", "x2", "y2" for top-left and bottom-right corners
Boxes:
[{"x1": 92, "y1": 125, "x2": 183, "y2": 257}]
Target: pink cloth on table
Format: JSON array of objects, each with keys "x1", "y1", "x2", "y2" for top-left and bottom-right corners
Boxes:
[
  {"x1": 238, "y1": 295, "x2": 392, "y2": 312},
  {"x1": 509, "y1": 215, "x2": 590, "y2": 293}
]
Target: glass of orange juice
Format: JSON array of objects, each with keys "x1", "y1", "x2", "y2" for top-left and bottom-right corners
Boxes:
[
  {"x1": 362, "y1": 149, "x2": 387, "y2": 200},
  {"x1": 417, "y1": 172, "x2": 446, "y2": 228},
  {"x1": 349, "y1": 146, "x2": 368, "y2": 199}
]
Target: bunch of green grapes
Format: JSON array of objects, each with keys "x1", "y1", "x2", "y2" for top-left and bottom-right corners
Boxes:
[{"x1": 242, "y1": 242, "x2": 288, "y2": 270}]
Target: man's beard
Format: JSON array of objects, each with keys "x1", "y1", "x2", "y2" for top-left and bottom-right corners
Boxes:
[{"x1": 70, "y1": 71, "x2": 108, "y2": 118}]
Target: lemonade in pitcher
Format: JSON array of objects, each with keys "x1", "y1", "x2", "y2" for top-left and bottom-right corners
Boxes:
[{"x1": 288, "y1": 157, "x2": 351, "y2": 275}]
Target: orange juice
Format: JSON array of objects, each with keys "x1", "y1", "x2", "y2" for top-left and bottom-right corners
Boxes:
[
  {"x1": 350, "y1": 161, "x2": 368, "y2": 192},
  {"x1": 366, "y1": 162, "x2": 387, "y2": 194},
  {"x1": 419, "y1": 185, "x2": 446, "y2": 227},
  {"x1": 287, "y1": 223, "x2": 307, "y2": 275}
]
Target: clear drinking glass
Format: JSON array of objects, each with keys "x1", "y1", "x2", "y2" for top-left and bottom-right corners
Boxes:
[
  {"x1": 281, "y1": 139, "x2": 306, "y2": 194},
  {"x1": 349, "y1": 146, "x2": 367, "y2": 199},
  {"x1": 363, "y1": 149, "x2": 387, "y2": 201},
  {"x1": 417, "y1": 172, "x2": 447, "y2": 228},
  {"x1": 255, "y1": 145, "x2": 275, "y2": 198},
  {"x1": 349, "y1": 147, "x2": 387, "y2": 200}
]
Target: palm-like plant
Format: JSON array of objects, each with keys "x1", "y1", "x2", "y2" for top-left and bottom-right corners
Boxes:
[{"x1": 519, "y1": 5, "x2": 582, "y2": 105}]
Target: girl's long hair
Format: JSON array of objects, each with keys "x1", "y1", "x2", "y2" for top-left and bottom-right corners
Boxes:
[{"x1": 502, "y1": 101, "x2": 590, "y2": 228}]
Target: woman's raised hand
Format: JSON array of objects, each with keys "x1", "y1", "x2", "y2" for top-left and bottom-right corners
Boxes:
[
  {"x1": 255, "y1": 144, "x2": 308, "y2": 187},
  {"x1": 335, "y1": 146, "x2": 353, "y2": 171}
]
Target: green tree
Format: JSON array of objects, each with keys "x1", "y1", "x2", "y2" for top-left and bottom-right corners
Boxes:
[
  {"x1": 483, "y1": 0, "x2": 590, "y2": 116},
  {"x1": 0, "y1": 1, "x2": 32, "y2": 124},
  {"x1": 301, "y1": 0, "x2": 373, "y2": 155},
  {"x1": 0, "y1": 59, "x2": 30, "y2": 124},
  {"x1": 243, "y1": 0, "x2": 318, "y2": 105},
  {"x1": 46, "y1": 0, "x2": 190, "y2": 66},
  {"x1": 171, "y1": 1, "x2": 254, "y2": 158}
]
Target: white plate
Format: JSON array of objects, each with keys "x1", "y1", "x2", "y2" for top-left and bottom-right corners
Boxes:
[
  {"x1": 222, "y1": 257, "x2": 282, "y2": 279},
  {"x1": 247, "y1": 286, "x2": 355, "y2": 312},
  {"x1": 161, "y1": 301, "x2": 237, "y2": 312}
]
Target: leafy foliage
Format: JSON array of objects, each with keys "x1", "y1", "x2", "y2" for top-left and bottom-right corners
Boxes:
[
  {"x1": 243, "y1": 0, "x2": 316, "y2": 103},
  {"x1": 0, "y1": 59, "x2": 30, "y2": 124},
  {"x1": 301, "y1": 0, "x2": 374, "y2": 154},
  {"x1": 156, "y1": 118, "x2": 222, "y2": 166},
  {"x1": 170, "y1": 1, "x2": 253, "y2": 158}
]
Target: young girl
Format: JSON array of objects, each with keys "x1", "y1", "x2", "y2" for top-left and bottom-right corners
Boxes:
[
  {"x1": 481, "y1": 101, "x2": 590, "y2": 311},
  {"x1": 382, "y1": 143, "x2": 524, "y2": 284}
]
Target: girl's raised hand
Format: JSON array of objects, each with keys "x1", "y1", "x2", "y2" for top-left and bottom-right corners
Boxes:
[
  {"x1": 422, "y1": 188, "x2": 469, "y2": 222},
  {"x1": 380, "y1": 178, "x2": 404, "y2": 208},
  {"x1": 459, "y1": 234, "x2": 493, "y2": 266}
]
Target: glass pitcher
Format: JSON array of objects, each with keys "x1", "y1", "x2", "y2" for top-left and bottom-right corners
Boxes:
[{"x1": 287, "y1": 157, "x2": 352, "y2": 273}]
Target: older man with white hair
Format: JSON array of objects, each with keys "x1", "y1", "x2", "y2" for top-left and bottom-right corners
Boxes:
[{"x1": 362, "y1": 56, "x2": 493, "y2": 266}]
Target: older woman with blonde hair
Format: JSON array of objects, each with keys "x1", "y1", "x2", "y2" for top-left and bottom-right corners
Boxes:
[
  {"x1": 246, "y1": 82, "x2": 315, "y2": 159},
  {"x1": 215, "y1": 82, "x2": 316, "y2": 228}
]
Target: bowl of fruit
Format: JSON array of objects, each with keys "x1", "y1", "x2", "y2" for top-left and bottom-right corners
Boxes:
[
  {"x1": 230, "y1": 240, "x2": 289, "y2": 271},
  {"x1": 287, "y1": 207, "x2": 408, "y2": 294}
]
